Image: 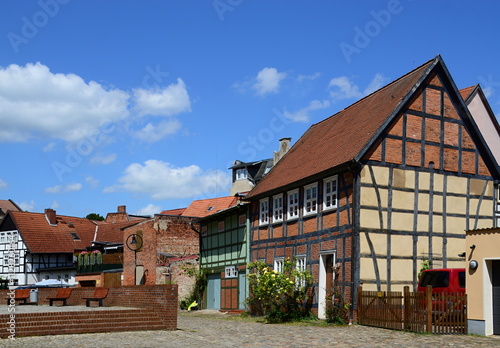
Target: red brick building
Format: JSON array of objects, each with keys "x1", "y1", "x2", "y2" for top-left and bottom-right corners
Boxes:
[
  {"x1": 122, "y1": 197, "x2": 238, "y2": 302},
  {"x1": 245, "y1": 56, "x2": 500, "y2": 319}
]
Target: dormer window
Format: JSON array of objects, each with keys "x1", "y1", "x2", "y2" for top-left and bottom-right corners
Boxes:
[{"x1": 236, "y1": 168, "x2": 248, "y2": 180}]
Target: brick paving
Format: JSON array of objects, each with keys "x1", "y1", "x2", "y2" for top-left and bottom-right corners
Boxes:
[{"x1": 1, "y1": 310, "x2": 499, "y2": 347}]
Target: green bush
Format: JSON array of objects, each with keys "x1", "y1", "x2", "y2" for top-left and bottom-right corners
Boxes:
[
  {"x1": 324, "y1": 287, "x2": 350, "y2": 325},
  {"x1": 246, "y1": 258, "x2": 314, "y2": 323}
]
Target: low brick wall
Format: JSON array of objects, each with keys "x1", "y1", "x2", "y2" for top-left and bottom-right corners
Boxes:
[{"x1": 0, "y1": 284, "x2": 178, "y2": 337}]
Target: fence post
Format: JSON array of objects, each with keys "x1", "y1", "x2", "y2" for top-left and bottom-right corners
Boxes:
[
  {"x1": 403, "y1": 286, "x2": 409, "y2": 330},
  {"x1": 425, "y1": 285, "x2": 432, "y2": 333}
]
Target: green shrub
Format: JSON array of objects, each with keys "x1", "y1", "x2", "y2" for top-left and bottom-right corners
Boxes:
[
  {"x1": 246, "y1": 258, "x2": 314, "y2": 323},
  {"x1": 324, "y1": 287, "x2": 350, "y2": 325}
]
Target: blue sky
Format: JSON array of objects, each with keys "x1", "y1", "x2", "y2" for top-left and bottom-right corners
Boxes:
[{"x1": 1, "y1": 0, "x2": 500, "y2": 218}]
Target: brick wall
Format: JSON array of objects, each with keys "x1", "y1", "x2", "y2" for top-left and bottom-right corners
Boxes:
[
  {"x1": 0, "y1": 285, "x2": 178, "y2": 338},
  {"x1": 123, "y1": 216, "x2": 199, "y2": 303}
]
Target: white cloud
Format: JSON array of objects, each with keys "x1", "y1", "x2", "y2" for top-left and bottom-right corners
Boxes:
[
  {"x1": 104, "y1": 160, "x2": 231, "y2": 200},
  {"x1": 133, "y1": 78, "x2": 191, "y2": 117},
  {"x1": 0, "y1": 62, "x2": 130, "y2": 143},
  {"x1": 297, "y1": 72, "x2": 321, "y2": 82},
  {"x1": 363, "y1": 73, "x2": 388, "y2": 95},
  {"x1": 253, "y1": 67, "x2": 286, "y2": 96},
  {"x1": 85, "y1": 176, "x2": 99, "y2": 189},
  {"x1": 133, "y1": 119, "x2": 182, "y2": 143},
  {"x1": 135, "y1": 203, "x2": 161, "y2": 217},
  {"x1": 19, "y1": 200, "x2": 35, "y2": 212},
  {"x1": 284, "y1": 99, "x2": 331, "y2": 123},
  {"x1": 0, "y1": 63, "x2": 192, "y2": 145},
  {"x1": 328, "y1": 74, "x2": 388, "y2": 101},
  {"x1": 43, "y1": 142, "x2": 56, "y2": 152},
  {"x1": 45, "y1": 183, "x2": 82, "y2": 193},
  {"x1": 328, "y1": 76, "x2": 362, "y2": 101},
  {"x1": 90, "y1": 153, "x2": 117, "y2": 165},
  {"x1": 0, "y1": 179, "x2": 7, "y2": 190}
]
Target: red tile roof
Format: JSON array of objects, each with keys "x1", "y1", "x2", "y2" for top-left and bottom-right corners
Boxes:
[
  {"x1": 94, "y1": 220, "x2": 140, "y2": 244},
  {"x1": 459, "y1": 85, "x2": 476, "y2": 100},
  {"x1": 10, "y1": 211, "x2": 98, "y2": 253},
  {"x1": 180, "y1": 196, "x2": 240, "y2": 218},
  {"x1": 246, "y1": 58, "x2": 436, "y2": 199},
  {"x1": 160, "y1": 208, "x2": 187, "y2": 216},
  {"x1": 0, "y1": 199, "x2": 21, "y2": 213}
]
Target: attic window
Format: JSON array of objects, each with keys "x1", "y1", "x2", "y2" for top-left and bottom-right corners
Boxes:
[
  {"x1": 68, "y1": 222, "x2": 74, "y2": 228},
  {"x1": 70, "y1": 232, "x2": 80, "y2": 240},
  {"x1": 207, "y1": 206, "x2": 214, "y2": 212}
]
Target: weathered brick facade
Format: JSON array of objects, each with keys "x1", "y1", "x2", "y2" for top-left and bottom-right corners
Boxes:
[{"x1": 123, "y1": 215, "x2": 199, "y2": 302}]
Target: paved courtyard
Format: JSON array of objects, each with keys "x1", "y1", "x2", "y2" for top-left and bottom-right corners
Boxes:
[{"x1": 1, "y1": 310, "x2": 499, "y2": 347}]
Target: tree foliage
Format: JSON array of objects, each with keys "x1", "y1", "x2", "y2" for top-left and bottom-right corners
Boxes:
[{"x1": 86, "y1": 213, "x2": 104, "y2": 221}]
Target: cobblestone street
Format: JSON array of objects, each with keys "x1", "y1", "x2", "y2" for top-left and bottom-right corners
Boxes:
[{"x1": 1, "y1": 311, "x2": 499, "y2": 347}]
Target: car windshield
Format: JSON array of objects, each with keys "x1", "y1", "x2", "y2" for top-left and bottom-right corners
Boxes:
[{"x1": 419, "y1": 271, "x2": 449, "y2": 288}]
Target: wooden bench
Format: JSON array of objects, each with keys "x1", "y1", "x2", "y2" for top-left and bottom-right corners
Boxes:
[
  {"x1": 83, "y1": 287, "x2": 109, "y2": 307},
  {"x1": 47, "y1": 288, "x2": 73, "y2": 306},
  {"x1": 5, "y1": 289, "x2": 30, "y2": 305}
]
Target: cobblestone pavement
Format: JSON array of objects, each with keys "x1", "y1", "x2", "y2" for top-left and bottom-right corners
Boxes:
[{"x1": 1, "y1": 311, "x2": 499, "y2": 347}]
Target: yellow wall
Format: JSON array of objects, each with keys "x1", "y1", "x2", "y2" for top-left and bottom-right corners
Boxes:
[{"x1": 359, "y1": 165, "x2": 493, "y2": 290}]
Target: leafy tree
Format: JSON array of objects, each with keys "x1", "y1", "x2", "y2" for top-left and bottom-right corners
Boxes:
[{"x1": 86, "y1": 213, "x2": 104, "y2": 221}]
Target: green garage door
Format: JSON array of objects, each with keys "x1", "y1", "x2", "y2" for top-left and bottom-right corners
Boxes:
[{"x1": 206, "y1": 274, "x2": 221, "y2": 309}]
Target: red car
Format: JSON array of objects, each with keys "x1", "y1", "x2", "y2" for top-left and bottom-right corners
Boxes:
[{"x1": 417, "y1": 268, "x2": 465, "y2": 294}]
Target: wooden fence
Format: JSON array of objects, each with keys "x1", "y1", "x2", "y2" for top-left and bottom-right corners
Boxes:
[{"x1": 357, "y1": 286, "x2": 467, "y2": 334}]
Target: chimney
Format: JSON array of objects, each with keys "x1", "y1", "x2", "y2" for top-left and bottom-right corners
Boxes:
[
  {"x1": 118, "y1": 205, "x2": 126, "y2": 213},
  {"x1": 45, "y1": 208, "x2": 57, "y2": 225},
  {"x1": 274, "y1": 137, "x2": 291, "y2": 164}
]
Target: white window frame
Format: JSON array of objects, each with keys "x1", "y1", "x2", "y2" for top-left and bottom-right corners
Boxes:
[
  {"x1": 323, "y1": 175, "x2": 338, "y2": 211},
  {"x1": 259, "y1": 198, "x2": 269, "y2": 225},
  {"x1": 274, "y1": 258, "x2": 284, "y2": 273},
  {"x1": 236, "y1": 168, "x2": 248, "y2": 180},
  {"x1": 287, "y1": 189, "x2": 299, "y2": 220},
  {"x1": 303, "y1": 183, "x2": 318, "y2": 216},
  {"x1": 295, "y1": 255, "x2": 307, "y2": 288},
  {"x1": 272, "y1": 194, "x2": 284, "y2": 223},
  {"x1": 225, "y1": 266, "x2": 238, "y2": 278}
]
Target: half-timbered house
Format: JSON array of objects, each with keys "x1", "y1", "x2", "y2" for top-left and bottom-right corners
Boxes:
[{"x1": 244, "y1": 55, "x2": 500, "y2": 319}]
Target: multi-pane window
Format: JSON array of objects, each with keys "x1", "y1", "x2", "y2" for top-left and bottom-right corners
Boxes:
[
  {"x1": 236, "y1": 168, "x2": 248, "y2": 180},
  {"x1": 259, "y1": 198, "x2": 269, "y2": 225},
  {"x1": 303, "y1": 183, "x2": 318, "y2": 216},
  {"x1": 272, "y1": 194, "x2": 283, "y2": 223},
  {"x1": 274, "y1": 259, "x2": 284, "y2": 273},
  {"x1": 218, "y1": 221, "x2": 225, "y2": 232},
  {"x1": 238, "y1": 214, "x2": 246, "y2": 226},
  {"x1": 295, "y1": 256, "x2": 307, "y2": 287},
  {"x1": 323, "y1": 175, "x2": 338, "y2": 211},
  {"x1": 287, "y1": 189, "x2": 299, "y2": 220}
]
